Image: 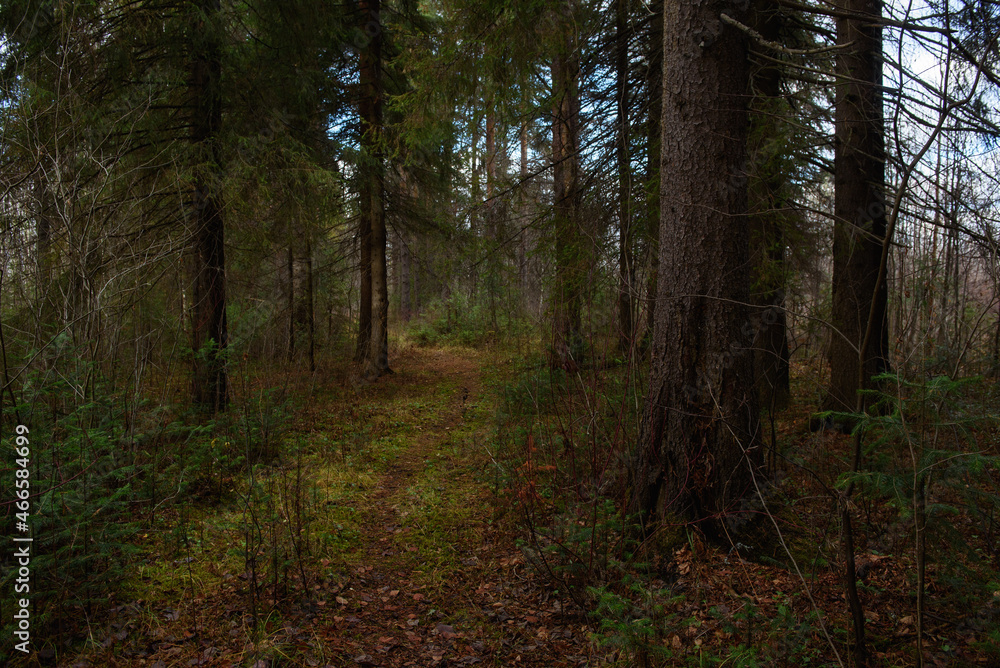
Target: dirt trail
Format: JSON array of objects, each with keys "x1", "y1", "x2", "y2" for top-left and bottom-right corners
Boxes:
[
  {"x1": 65, "y1": 347, "x2": 596, "y2": 668},
  {"x1": 315, "y1": 347, "x2": 594, "y2": 667}
]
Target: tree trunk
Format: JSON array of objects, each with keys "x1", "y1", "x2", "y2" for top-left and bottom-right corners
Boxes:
[
  {"x1": 643, "y1": 0, "x2": 663, "y2": 345},
  {"x1": 357, "y1": 0, "x2": 390, "y2": 380},
  {"x1": 287, "y1": 244, "x2": 295, "y2": 362},
  {"x1": 616, "y1": 0, "x2": 635, "y2": 353},
  {"x1": 823, "y1": 0, "x2": 889, "y2": 416},
  {"x1": 748, "y1": 0, "x2": 791, "y2": 412},
  {"x1": 367, "y1": 174, "x2": 390, "y2": 378},
  {"x1": 399, "y1": 228, "x2": 412, "y2": 322},
  {"x1": 305, "y1": 236, "x2": 315, "y2": 372},
  {"x1": 519, "y1": 120, "x2": 530, "y2": 314},
  {"x1": 632, "y1": 0, "x2": 759, "y2": 540},
  {"x1": 288, "y1": 235, "x2": 313, "y2": 369},
  {"x1": 356, "y1": 165, "x2": 372, "y2": 363},
  {"x1": 550, "y1": 0, "x2": 584, "y2": 370},
  {"x1": 189, "y1": 0, "x2": 228, "y2": 413}
]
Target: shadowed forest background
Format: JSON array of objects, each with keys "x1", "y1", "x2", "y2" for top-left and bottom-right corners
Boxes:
[{"x1": 2, "y1": 0, "x2": 1000, "y2": 665}]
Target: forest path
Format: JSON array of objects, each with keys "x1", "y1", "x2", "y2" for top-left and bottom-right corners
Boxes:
[
  {"x1": 305, "y1": 345, "x2": 594, "y2": 667},
  {"x1": 78, "y1": 346, "x2": 596, "y2": 668}
]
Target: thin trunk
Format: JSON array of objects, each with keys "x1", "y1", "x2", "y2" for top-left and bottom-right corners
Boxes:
[
  {"x1": 287, "y1": 244, "x2": 295, "y2": 362},
  {"x1": 827, "y1": 1, "x2": 887, "y2": 663},
  {"x1": 368, "y1": 179, "x2": 389, "y2": 377},
  {"x1": 550, "y1": 1, "x2": 583, "y2": 370},
  {"x1": 519, "y1": 121, "x2": 530, "y2": 312},
  {"x1": 189, "y1": 0, "x2": 228, "y2": 413},
  {"x1": 748, "y1": 0, "x2": 791, "y2": 411},
  {"x1": 412, "y1": 236, "x2": 421, "y2": 315},
  {"x1": 926, "y1": 216, "x2": 939, "y2": 361},
  {"x1": 306, "y1": 236, "x2": 315, "y2": 372},
  {"x1": 486, "y1": 110, "x2": 496, "y2": 202},
  {"x1": 915, "y1": 472, "x2": 927, "y2": 667},
  {"x1": 485, "y1": 107, "x2": 499, "y2": 326},
  {"x1": 823, "y1": 0, "x2": 889, "y2": 417},
  {"x1": 400, "y1": 229, "x2": 412, "y2": 321},
  {"x1": 356, "y1": 193, "x2": 372, "y2": 362},
  {"x1": 616, "y1": 0, "x2": 634, "y2": 352},
  {"x1": 357, "y1": 0, "x2": 389, "y2": 379},
  {"x1": 643, "y1": 0, "x2": 663, "y2": 345},
  {"x1": 469, "y1": 74, "x2": 481, "y2": 301}
]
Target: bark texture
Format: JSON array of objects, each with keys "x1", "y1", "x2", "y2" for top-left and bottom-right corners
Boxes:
[
  {"x1": 748, "y1": 0, "x2": 791, "y2": 412},
  {"x1": 550, "y1": 0, "x2": 584, "y2": 370},
  {"x1": 823, "y1": 0, "x2": 889, "y2": 415},
  {"x1": 356, "y1": 0, "x2": 390, "y2": 380},
  {"x1": 616, "y1": 0, "x2": 635, "y2": 352},
  {"x1": 189, "y1": 0, "x2": 228, "y2": 413},
  {"x1": 643, "y1": 0, "x2": 663, "y2": 343},
  {"x1": 633, "y1": 0, "x2": 760, "y2": 538}
]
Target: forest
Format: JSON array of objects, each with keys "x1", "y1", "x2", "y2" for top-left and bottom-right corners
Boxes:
[{"x1": 1, "y1": 0, "x2": 1000, "y2": 665}]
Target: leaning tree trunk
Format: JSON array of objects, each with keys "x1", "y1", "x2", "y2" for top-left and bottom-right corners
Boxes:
[
  {"x1": 189, "y1": 0, "x2": 228, "y2": 413},
  {"x1": 632, "y1": 0, "x2": 760, "y2": 540},
  {"x1": 823, "y1": 0, "x2": 889, "y2": 416},
  {"x1": 550, "y1": 0, "x2": 584, "y2": 370}
]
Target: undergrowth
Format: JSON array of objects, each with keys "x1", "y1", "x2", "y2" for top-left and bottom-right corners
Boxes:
[{"x1": 493, "y1": 348, "x2": 1000, "y2": 666}]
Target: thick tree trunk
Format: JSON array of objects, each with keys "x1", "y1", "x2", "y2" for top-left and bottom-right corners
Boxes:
[
  {"x1": 823, "y1": 0, "x2": 889, "y2": 416},
  {"x1": 616, "y1": 0, "x2": 634, "y2": 353},
  {"x1": 189, "y1": 0, "x2": 228, "y2": 413},
  {"x1": 632, "y1": 0, "x2": 759, "y2": 539},
  {"x1": 357, "y1": 0, "x2": 390, "y2": 380},
  {"x1": 550, "y1": 0, "x2": 584, "y2": 370}
]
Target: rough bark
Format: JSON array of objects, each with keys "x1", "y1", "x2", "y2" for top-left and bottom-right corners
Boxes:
[
  {"x1": 550, "y1": 0, "x2": 584, "y2": 370},
  {"x1": 287, "y1": 244, "x2": 295, "y2": 362},
  {"x1": 823, "y1": 0, "x2": 889, "y2": 416},
  {"x1": 632, "y1": 0, "x2": 760, "y2": 540},
  {"x1": 304, "y1": 236, "x2": 315, "y2": 372},
  {"x1": 748, "y1": 0, "x2": 791, "y2": 412},
  {"x1": 399, "y1": 228, "x2": 412, "y2": 322},
  {"x1": 189, "y1": 0, "x2": 228, "y2": 413},
  {"x1": 643, "y1": 0, "x2": 663, "y2": 344},
  {"x1": 367, "y1": 172, "x2": 390, "y2": 378},
  {"x1": 357, "y1": 0, "x2": 390, "y2": 380},
  {"x1": 288, "y1": 235, "x2": 313, "y2": 368}
]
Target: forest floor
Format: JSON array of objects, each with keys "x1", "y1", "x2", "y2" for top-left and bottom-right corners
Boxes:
[
  {"x1": 51, "y1": 344, "x2": 1000, "y2": 667},
  {"x1": 62, "y1": 345, "x2": 601, "y2": 667}
]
